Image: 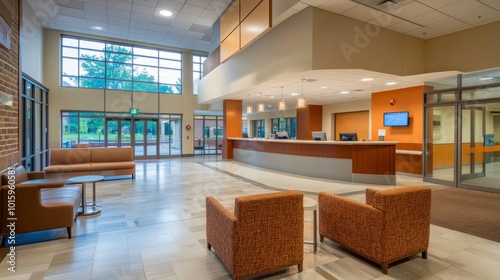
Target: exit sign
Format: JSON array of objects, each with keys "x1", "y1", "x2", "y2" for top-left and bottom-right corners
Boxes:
[{"x1": 130, "y1": 108, "x2": 140, "y2": 115}]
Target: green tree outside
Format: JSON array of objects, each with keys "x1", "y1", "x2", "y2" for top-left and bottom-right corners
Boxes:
[{"x1": 68, "y1": 45, "x2": 180, "y2": 93}]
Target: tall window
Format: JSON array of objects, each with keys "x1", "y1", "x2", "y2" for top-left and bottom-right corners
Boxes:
[
  {"x1": 271, "y1": 117, "x2": 296, "y2": 139},
  {"x1": 252, "y1": 119, "x2": 265, "y2": 138},
  {"x1": 193, "y1": 54, "x2": 206, "y2": 95},
  {"x1": 61, "y1": 36, "x2": 182, "y2": 94},
  {"x1": 21, "y1": 75, "x2": 49, "y2": 171}
]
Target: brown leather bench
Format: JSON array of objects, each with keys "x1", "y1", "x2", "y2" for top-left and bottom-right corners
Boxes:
[
  {"x1": 1, "y1": 166, "x2": 82, "y2": 241},
  {"x1": 44, "y1": 147, "x2": 135, "y2": 181}
]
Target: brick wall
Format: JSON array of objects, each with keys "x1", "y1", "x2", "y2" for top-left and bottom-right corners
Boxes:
[{"x1": 0, "y1": 0, "x2": 20, "y2": 172}]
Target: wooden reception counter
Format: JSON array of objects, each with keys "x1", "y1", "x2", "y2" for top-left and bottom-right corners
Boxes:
[{"x1": 227, "y1": 138, "x2": 398, "y2": 185}]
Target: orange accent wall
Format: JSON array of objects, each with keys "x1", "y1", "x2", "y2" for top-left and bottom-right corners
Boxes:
[
  {"x1": 223, "y1": 99, "x2": 242, "y2": 159},
  {"x1": 371, "y1": 86, "x2": 424, "y2": 143},
  {"x1": 296, "y1": 105, "x2": 322, "y2": 140}
]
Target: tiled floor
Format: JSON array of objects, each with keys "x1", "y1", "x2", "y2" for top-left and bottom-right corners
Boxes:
[{"x1": 1, "y1": 155, "x2": 500, "y2": 279}]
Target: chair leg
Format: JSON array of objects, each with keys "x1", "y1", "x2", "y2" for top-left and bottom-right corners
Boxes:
[
  {"x1": 381, "y1": 263, "x2": 388, "y2": 274},
  {"x1": 67, "y1": 227, "x2": 72, "y2": 238},
  {"x1": 422, "y1": 250, "x2": 428, "y2": 259},
  {"x1": 320, "y1": 235, "x2": 324, "y2": 243},
  {"x1": 207, "y1": 242, "x2": 211, "y2": 250},
  {"x1": 298, "y1": 262, "x2": 303, "y2": 272}
]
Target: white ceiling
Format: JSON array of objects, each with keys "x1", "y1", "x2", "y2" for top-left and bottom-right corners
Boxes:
[
  {"x1": 27, "y1": 0, "x2": 500, "y2": 53},
  {"x1": 26, "y1": 0, "x2": 500, "y2": 110},
  {"x1": 27, "y1": 0, "x2": 233, "y2": 52}
]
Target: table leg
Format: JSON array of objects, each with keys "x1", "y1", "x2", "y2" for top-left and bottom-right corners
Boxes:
[
  {"x1": 92, "y1": 182, "x2": 96, "y2": 206},
  {"x1": 313, "y1": 209, "x2": 317, "y2": 254},
  {"x1": 78, "y1": 181, "x2": 102, "y2": 216},
  {"x1": 81, "y1": 183, "x2": 87, "y2": 214}
]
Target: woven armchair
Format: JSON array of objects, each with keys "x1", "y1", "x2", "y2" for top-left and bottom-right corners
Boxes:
[
  {"x1": 319, "y1": 186, "x2": 431, "y2": 274},
  {"x1": 206, "y1": 190, "x2": 304, "y2": 280}
]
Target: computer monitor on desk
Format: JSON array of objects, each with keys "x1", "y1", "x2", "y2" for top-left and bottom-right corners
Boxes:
[
  {"x1": 339, "y1": 132, "x2": 358, "y2": 141},
  {"x1": 275, "y1": 132, "x2": 289, "y2": 139},
  {"x1": 312, "y1": 131, "x2": 327, "y2": 141}
]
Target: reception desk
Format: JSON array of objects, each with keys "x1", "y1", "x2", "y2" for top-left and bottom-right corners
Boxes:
[{"x1": 227, "y1": 138, "x2": 398, "y2": 185}]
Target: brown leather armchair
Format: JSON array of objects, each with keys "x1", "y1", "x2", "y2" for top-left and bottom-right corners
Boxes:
[
  {"x1": 1, "y1": 166, "x2": 82, "y2": 241},
  {"x1": 319, "y1": 186, "x2": 431, "y2": 274},
  {"x1": 206, "y1": 190, "x2": 304, "y2": 280}
]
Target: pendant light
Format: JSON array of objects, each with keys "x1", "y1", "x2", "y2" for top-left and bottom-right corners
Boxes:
[
  {"x1": 257, "y1": 92, "x2": 265, "y2": 112},
  {"x1": 278, "y1": 86, "x2": 286, "y2": 111},
  {"x1": 297, "y1": 79, "x2": 307, "y2": 108},
  {"x1": 246, "y1": 94, "x2": 253, "y2": 114}
]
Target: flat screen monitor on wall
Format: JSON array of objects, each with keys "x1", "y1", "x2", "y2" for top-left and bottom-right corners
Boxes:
[
  {"x1": 312, "y1": 131, "x2": 327, "y2": 141},
  {"x1": 339, "y1": 132, "x2": 358, "y2": 141},
  {"x1": 384, "y1": 111, "x2": 409, "y2": 127},
  {"x1": 275, "y1": 132, "x2": 290, "y2": 139}
]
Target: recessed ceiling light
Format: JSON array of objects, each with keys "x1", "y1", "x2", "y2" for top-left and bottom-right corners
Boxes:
[
  {"x1": 386, "y1": 82, "x2": 397, "y2": 85},
  {"x1": 160, "y1": 10, "x2": 173, "y2": 17},
  {"x1": 479, "y1": 77, "x2": 493, "y2": 81},
  {"x1": 340, "y1": 91, "x2": 349, "y2": 94},
  {"x1": 361, "y1": 78, "x2": 373, "y2": 82},
  {"x1": 92, "y1": 26, "x2": 103, "y2": 30},
  {"x1": 321, "y1": 86, "x2": 327, "y2": 89},
  {"x1": 290, "y1": 92, "x2": 299, "y2": 96}
]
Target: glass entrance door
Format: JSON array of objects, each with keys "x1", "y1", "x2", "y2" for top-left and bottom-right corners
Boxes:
[
  {"x1": 133, "y1": 119, "x2": 158, "y2": 158},
  {"x1": 105, "y1": 119, "x2": 131, "y2": 148},
  {"x1": 461, "y1": 105, "x2": 486, "y2": 181}
]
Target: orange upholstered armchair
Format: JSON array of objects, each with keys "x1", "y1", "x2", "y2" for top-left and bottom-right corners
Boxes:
[
  {"x1": 319, "y1": 186, "x2": 431, "y2": 274},
  {"x1": 206, "y1": 190, "x2": 304, "y2": 280}
]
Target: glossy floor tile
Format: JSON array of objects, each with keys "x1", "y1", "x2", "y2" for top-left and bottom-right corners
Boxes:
[{"x1": 1, "y1": 156, "x2": 499, "y2": 279}]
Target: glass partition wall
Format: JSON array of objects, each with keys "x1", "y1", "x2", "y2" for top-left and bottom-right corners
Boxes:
[
  {"x1": 424, "y1": 68, "x2": 500, "y2": 193},
  {"x1": 193, "y1": 115, "x2": 224, "y2": 155}
]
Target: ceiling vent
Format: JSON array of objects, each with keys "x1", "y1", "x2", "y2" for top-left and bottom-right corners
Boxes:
[
  {"x1": 351, "y1": 0, "x2": 416, "y2": 13},
  {"x1": 350, "y1": 0, "x2": 423, "y2": 27}
]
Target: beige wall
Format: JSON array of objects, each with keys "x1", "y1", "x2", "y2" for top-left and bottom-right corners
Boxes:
[
  {"x1": 425, "y1": 20, "x2": 500, "y2": 73},
  {"x1": 42, "y1": 29, "x2": 206, "y2": 153},
  {"x1": 199, "y1": 7, "x2": 427, "y2": 104},
  {"x1": 21, "y1": 0, "x2": 43, "y2": 82},
  {"x1": 311, "y1": 8, "x2": 425, "y2": 76}
]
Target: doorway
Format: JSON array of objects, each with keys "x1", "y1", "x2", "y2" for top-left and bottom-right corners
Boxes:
[
  {"x1": 334, "y1": 111, "x2": 369, "y2": 140},
  {"x1": 460, "y1": 105, "x2": 486, "y2": 181},
  {"x1": 133, "y1": 119, "x2": 158, "y2": 158},
  {"x1": 105, "y1": 119, "x2": 131, "y2": 148},
  {"x1": 105, "y1": 118, "x2": 159, "y2": 159}
]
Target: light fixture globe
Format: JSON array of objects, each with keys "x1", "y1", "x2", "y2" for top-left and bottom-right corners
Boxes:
[
  {"x1": 278, "y1": 100, "x2": 286, "y2": 111},
  {"x1": 296, "y1": 79, "x2": 307, "y2": 108},
  {"x1": 257, "y1": 92, "x2": 265, "y2": 112},
  {"x1": 297, "y1": 97, "x2": 307, "y2": 108},
  {"x1": 278, "y1": 86, "x2": 286, "y2": 111}
]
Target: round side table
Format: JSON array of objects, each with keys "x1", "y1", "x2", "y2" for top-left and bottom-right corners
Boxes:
[{"x1": 67, "y1": 175, "x2": 104, "y2": 216}]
